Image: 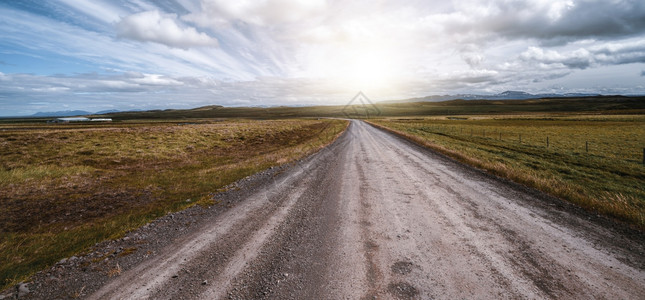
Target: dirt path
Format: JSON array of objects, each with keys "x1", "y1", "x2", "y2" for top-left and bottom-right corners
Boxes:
[{"x1": 14, "y1": 120, "x2": 645, "y2": 299}]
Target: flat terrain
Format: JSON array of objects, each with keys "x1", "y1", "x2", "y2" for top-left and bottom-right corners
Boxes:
[
  {"x1": 0, "y1": 119, "x2": 347, "y2": 289},
  {"x1": 370, "y1": 115, "x2": 645, "y2": 228},
  {"x1": 11, "y1": 120, "x2": 643, "y2": 299}
]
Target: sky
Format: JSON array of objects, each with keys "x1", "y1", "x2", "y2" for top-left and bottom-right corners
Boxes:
[{"x1": 1, "y1": 0, "x2": 645, "y2": 116}]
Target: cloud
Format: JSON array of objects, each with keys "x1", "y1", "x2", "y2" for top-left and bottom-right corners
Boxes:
[
  {"x1": 520, "y1": 39, "x2": 645, "y2": 69},
  {"x1": 437, "y1": 0, "x2": 645, "y2": 45},
  {"x1": 117, "y1": 10, "x2": 218, "y2": 49},
  {"x1": 2, "y1": 0, "x2": 645, "y2": 117},
  {"x1": 124, "y1": 72, "x2": 184, "y2": 86},
  {"x1": 0, "y1": 72, "x2": 201, "y2": 116},
  {"x1": 459, "y1": 44, "x2": 484, "y2": 68},
  {"x1": 520, "y1": 47, "x2": 592, "y2": 69},
  {"x1": 57, "y1": 0, "x2": 124, "y2": 23},
  {"x1": 183, "y1": 0, "x2": 326, "y2": 28},
  {"x1": 0, "y1": 6, "x2": 236, "y2": 78}
]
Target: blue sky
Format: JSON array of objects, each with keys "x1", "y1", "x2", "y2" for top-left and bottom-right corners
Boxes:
[{"x1": 1, "y1": 0, "x2": 645, "y2": 116}]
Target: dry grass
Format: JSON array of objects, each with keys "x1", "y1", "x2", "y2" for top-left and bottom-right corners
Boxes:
[
  {"x1": 0, "y1": 118, "x2": 348, "y2": 290},
  {"x1": 70, "y1": 286, "x2": 85, "y2": 299},
  {"x1": 369, "y1": 115, "x2": 645, "y2": 229},
  {"x1": 106, "y1": 263, "x2": 121, "y2": 278}
]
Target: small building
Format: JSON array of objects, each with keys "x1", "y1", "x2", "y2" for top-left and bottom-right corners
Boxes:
[
  {"x1": 51, "y1": 117, "x2": 90, "y2": 123},
  {"x1": 48, "y1": 117, "x2": 112, "y2": 123}
]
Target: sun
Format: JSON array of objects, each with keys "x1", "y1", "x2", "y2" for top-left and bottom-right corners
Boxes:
[
  {"x1": 303, "y1": 41, "x2": 406, "y2": 95},
  {"x1": 334, "y1": 44, "x2": 404, "y2": 92},
  {"x1": 343, "y1": 52, "x2": 394, "y2": 90}
]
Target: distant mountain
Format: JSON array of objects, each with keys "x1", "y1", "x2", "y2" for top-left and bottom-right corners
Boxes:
[
  {"x1": 381, "y1": 91, "x2": 602, "y2": 103},
  {"x1": 95, "y1": 109, "x2": 121, "y2": 114},
  {"x1": 28, "y1": 109, "x2": 148, "y2": 117},
  {"x1": 30, "y1": 110, "x2": 92, "y2": 117},
  {"x1": 97, "y1": 109, "x2": 146, "y2": 114}
]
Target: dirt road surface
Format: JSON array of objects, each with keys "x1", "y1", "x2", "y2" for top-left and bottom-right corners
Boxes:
[{"x1": 17, "y1": 120, "x2": 645, "y2": 299}]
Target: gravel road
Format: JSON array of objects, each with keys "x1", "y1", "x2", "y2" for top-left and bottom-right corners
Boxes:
[{"x1": 11, "y1": 120, "x2": 644, "y2": 299}]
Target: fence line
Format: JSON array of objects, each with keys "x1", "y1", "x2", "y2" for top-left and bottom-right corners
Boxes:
[{"x1": 414, "y1": 124, "x2": 643, "y2": 164}]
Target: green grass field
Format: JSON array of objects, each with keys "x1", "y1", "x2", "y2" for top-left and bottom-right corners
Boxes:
[
  {"x1": 0, "y1": 118, "x2": 348, "y2": 290},
  {"x1": 369, "y1": 115, "x2": 645, "y2": 229}
]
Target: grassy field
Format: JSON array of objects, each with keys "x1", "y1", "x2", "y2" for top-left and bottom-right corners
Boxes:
[
  {"x1": 0, "y1": 95, "x2": 643, "y2": 290},
  {"x1": 369, "y1": 115, "x2": 645, "y2": 228},
  {"x1": 0, "y1": 118, "x2": 348, "y2": 290}
]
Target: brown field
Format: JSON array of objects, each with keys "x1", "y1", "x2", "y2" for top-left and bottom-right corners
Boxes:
[{"x1": 0, "y1": 118, "x2": 348, "y2": 289}]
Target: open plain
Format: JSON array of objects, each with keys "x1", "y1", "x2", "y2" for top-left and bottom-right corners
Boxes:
[
  {"x1": 5, "y1": 120, "x2": 643, "y2": 299},
  {"x1": 0, "y1": 118, "x2": 347, "y2": 290}
]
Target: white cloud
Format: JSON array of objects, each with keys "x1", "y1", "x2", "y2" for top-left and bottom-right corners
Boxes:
[
  {"x1": 117, "y1": 10, "x2": 218, "y2": 49},
  {"x1": 436, "y1": 0, "x2": 645, "y2": 44},
  {"x1": 58, "y1": 0, "x2": 124, "y2": 23},
  {"x1": 183, "y1": 0, "x2": 326, "y2": 28},
  {"x1": 2, "y1": 0, "x2": 645, "y2": 116},
  {"x1": 520, "y1": 47, "x2": 592, "y2": 69},
  {"x1": 520, "y1": 39, "x2": 645, "y2": 69},
  {"x1": 126, "y1": 72, "x2": 185, "y2": 86},
  {"x1": 0, "y1": 6, "x2": 231, "y2": 77}
]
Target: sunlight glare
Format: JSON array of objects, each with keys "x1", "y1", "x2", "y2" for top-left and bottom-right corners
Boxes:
[
  {"x1": 334, "y1": 43, "x2": 406, "y2": 94},
  {"x1": 302, "y1": 38, "x2": 408, "y2": 97}
]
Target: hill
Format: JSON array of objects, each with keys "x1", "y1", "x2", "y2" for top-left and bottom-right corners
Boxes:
[
  {"x1": 99, "y1": 96, "x2": 644, "y2": 120},
  {"x1": 30, "y1": 110, "x2": 92, "y2": 117},
  {"x1": 380, "y1": 91, "x2": 602, "y2": 103}
]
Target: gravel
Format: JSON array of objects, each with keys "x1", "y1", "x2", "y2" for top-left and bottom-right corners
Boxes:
[{"x1": 3, "y1": 120, "x2": 644, "y2": 299}]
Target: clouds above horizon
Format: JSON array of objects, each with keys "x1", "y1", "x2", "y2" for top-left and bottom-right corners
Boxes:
[
  {"x1": 117, "y1": 10, "x2": 218, "y2": 49},
  {"x1": 520, "y1": 39, "x2": 645, "y2": 70},
  {"x1": 1, "y1": 0, "x2": 645, "y2": 116},
  {"x1": 438, "y1": 0, "x2": 645, "y2": 44}
]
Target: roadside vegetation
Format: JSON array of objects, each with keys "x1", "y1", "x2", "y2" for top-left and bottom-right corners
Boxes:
[
  {"x1": 369, "y1": 115, "x2": 645, "y2": 229},
  {"x1": 0, "y1": 118, "x2": 348, "y2": 290}
]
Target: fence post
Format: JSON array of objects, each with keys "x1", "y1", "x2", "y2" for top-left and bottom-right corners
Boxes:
[
  {"x1": 547, "y1": 136, "x2": 549, "y2": 148},
  {"x1": 483, "y1": 130, "x2": 485, "y2": 138},
  {"x1": 471, "y1": 129, "x2": 473, "y2": 136},
  {"x1": 643, "y1": 148, "x2": 644, "y2": 165},
  {"x1": 519, "y1": 134, "x2": 521, "y2": 143},
  {"x1": 499, "y1": 132, "x2": 502, "y2": 140},
  {"x1": 586, "y1": 141, "x2": 588, "y2": 153}
]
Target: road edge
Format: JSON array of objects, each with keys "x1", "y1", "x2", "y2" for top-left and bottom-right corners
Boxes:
[
  {"x1": 0, "y1": 120, "x2": 352, "y2": 299},
  {"x1": 363, "y1": 120, "x2": 645, "y2": 240}
]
